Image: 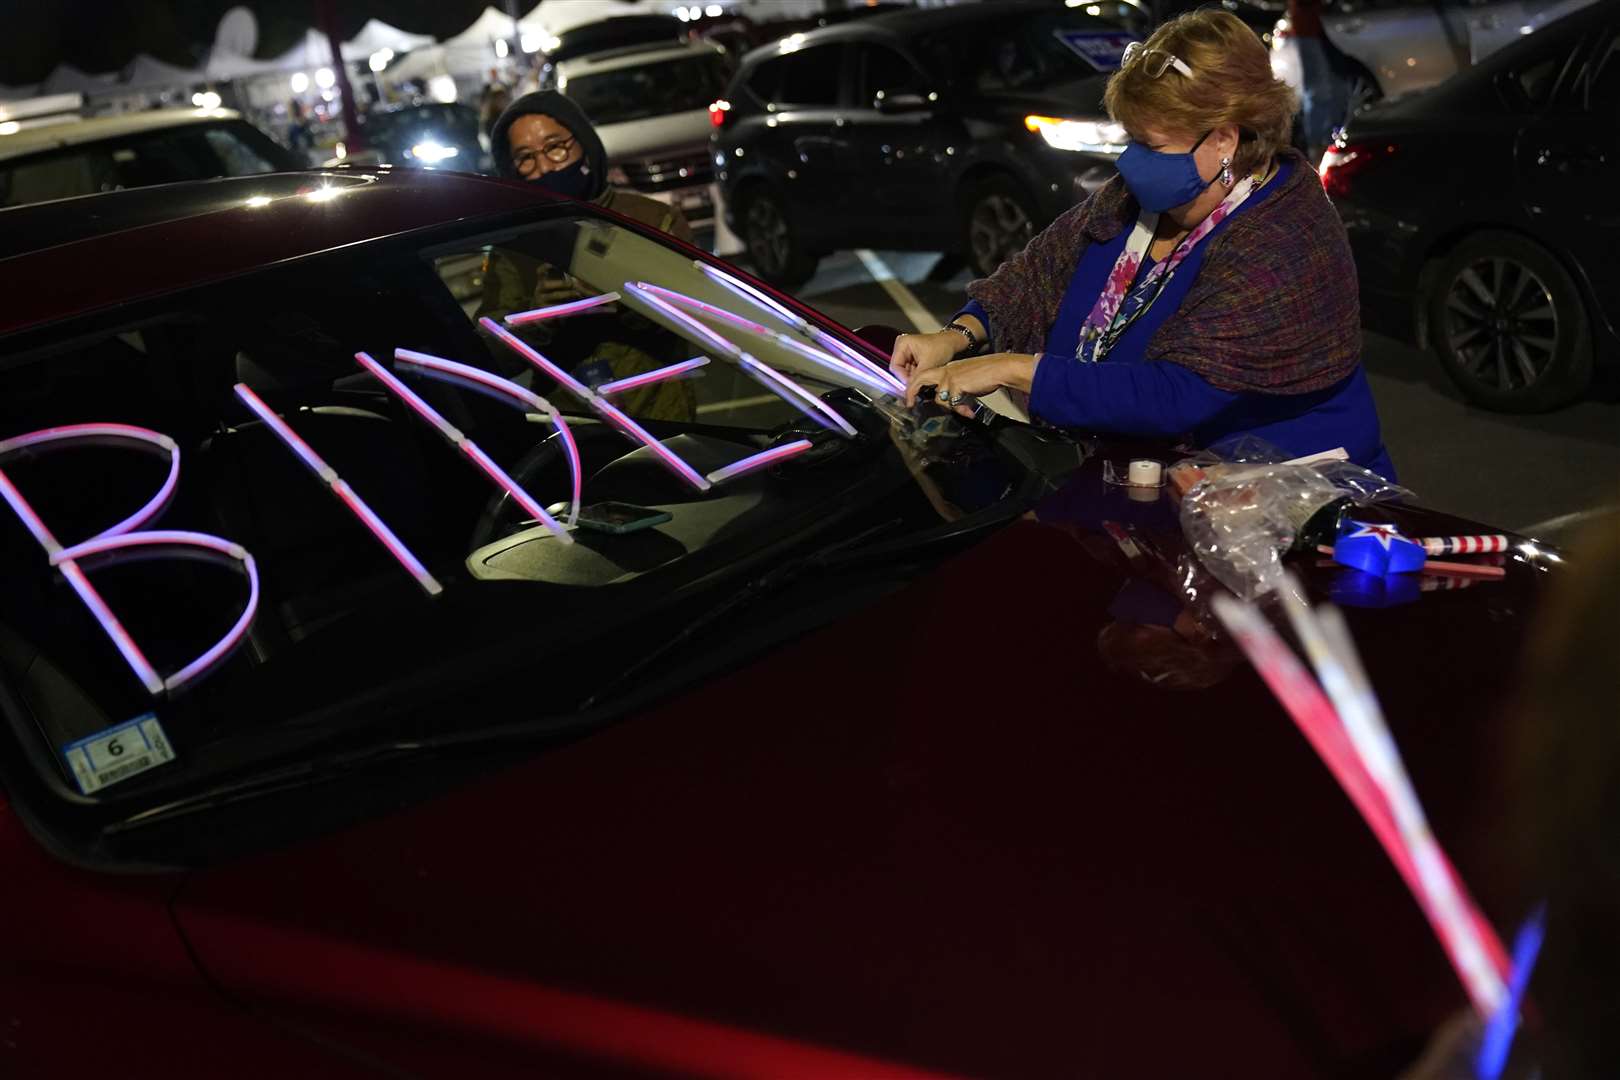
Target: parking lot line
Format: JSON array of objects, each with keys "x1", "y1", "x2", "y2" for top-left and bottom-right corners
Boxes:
[{"x1": 853, "y1": 249, "x2": 943, "y2": 333}]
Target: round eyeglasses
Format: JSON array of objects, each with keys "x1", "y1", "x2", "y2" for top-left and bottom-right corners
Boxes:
[
  {"x1": 1122, "y1": 41, "x2": 1194, "y2": 79},
  {"x1": 512, "y1": 137, "x2": 578, "y2": 175}
]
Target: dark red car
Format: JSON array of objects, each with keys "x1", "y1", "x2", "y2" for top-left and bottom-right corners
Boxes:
[{"x1": 0, "y1": 167, "x2": 1557, "y2": 1077}]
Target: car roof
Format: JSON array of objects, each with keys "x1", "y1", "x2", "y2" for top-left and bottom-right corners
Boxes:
[
  {"x1": 736, "y1": 1, "x2": 1119, "y2": 63},
  {"x1": 0, "y1": 167, "x2": 551, "y2": 338},
  {"x1": 0, "y1": 108, "x2": 248, "y2": 163},
  {"x1": 556, "y1": 39, "x2": 722, "y2": 77}
]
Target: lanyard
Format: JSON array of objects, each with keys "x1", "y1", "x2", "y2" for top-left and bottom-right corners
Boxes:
[{"x1": 1077, "y1": 172, "x2": 1265, "y2": 363}]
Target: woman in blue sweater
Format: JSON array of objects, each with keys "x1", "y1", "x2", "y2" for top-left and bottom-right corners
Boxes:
[{"x1": 891, "y1": 11, "x2": 1394, "y2": 479}]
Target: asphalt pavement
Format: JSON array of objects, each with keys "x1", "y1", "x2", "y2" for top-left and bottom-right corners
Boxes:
[{"x1": 779, "y1": 248, "x2": 1620, "y2": 547}]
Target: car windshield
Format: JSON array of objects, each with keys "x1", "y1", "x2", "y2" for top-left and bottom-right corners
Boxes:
[
  {"x1": 365, "y1": 105, "x2": 479, "y2": 147},
  {"x1": 0, "y1": 199, "x2": 1053, "y2": 828},
  {"x1": 562, "y1": 54, "x2": 731, "y2": 124}
]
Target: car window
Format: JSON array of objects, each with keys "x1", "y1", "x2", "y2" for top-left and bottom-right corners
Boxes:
[
  {"x1": 856, "y1": 43, "x2": 931, "y2": 106},
  {"x1": 0, "y1": 204, "x2": 1033, "y2": 818},
  {"x1": 747, "y1": 45, "x2": 845, "y2": 108},
  {"x1": 203, "y1": 125, "x2": 279, "y2": 175},
  {"x1": 562, "y1": 54, "x2": 732, "y2": 124},
  {"x1": 0, "y1": 151, "x2": 107, "y2": 207},
  {"x1": 1586, "y1": 35, "x2": 1620, "y2": 113},
  {"x1": 913, "y1": 11, "x2": 1119, "y2": 105}
]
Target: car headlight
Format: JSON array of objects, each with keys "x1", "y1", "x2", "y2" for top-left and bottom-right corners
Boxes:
[
  {"x1": 409, "y1": 141, "x2": 459, "y2": 164},
  {"x1": 1024, "y1": 116, "x2": 1129, "y2": 155}
]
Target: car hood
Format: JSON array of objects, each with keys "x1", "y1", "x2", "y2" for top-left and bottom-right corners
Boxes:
[
  {"x1": 598, "y1": 109, "x2": 712, "y2": 164},
  {"x1": 170, "y1": 453, "x2": 1549, "y2": 1077}
]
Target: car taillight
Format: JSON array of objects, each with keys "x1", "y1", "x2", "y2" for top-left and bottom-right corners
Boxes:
[
  {"x1": 1319, "y1": 140, "x2": 1397, "y2": 199},
  {"x1": 708, "y1": 99, "x2": 731, "y2": 128}
]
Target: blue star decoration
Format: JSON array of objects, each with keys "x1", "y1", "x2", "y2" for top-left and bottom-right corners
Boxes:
[{"x1": 1332, "y1": 519, "x2": 1427, "y2": 577}]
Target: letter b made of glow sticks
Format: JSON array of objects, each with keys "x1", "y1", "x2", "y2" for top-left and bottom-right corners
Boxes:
[{"x1": 0, "y1": 424, "x2": 259, "y2": 697}]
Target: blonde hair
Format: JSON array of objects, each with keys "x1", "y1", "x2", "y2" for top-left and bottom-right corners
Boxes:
[{"x1": 1103, "y1": 10, "x2": 1297, "y2": 178}]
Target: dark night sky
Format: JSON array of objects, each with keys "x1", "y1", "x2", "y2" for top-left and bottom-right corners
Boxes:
[{"x1": 0, "y1": 0, "x2": 512, "y2": 85}]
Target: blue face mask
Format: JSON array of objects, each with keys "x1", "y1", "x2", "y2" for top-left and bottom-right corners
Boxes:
[
  {"x1": 1115, "y1": 130, "x2": 1213, "y2": 213},
  {"x1": 533, "y1": 159, "x2": 594, "y2": 200}
]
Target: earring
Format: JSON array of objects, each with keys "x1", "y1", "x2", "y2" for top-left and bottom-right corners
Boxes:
[{"x1": 1220, "y1": 157, "x2": 1234, "y2": 187}]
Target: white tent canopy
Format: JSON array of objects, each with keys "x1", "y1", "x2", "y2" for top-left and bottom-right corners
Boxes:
[
  {"x1": 518, "y1": 0, "x2": 647, "y2": 36},
  {"x1": 345, "y1": 19, "x2": 435, "y2": 60},
  {"x1": 442, "y1": 6, "x2": 517, "y2": 54},
  {"x1": 40, "y1": 64, "x2": 119, "y2": 96},
  {"x1": 122, "y1": 54, "x2": 205, "y2": 92}
]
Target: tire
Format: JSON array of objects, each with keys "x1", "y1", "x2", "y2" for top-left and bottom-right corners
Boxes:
[
  {"x1": 738, "y1": 186, "x2": 817, "y2": 290},
  {"x1": 1425, "y1": 230, "x2": 1593, "y2": 412},
  {"x1": 961, "y1": 175, "x2": 1038, "y2": 280}
]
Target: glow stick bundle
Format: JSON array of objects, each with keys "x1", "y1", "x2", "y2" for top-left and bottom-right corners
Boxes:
[{"x1": 1211, "y1": 579, "x2": 1512, "y2": 1018}]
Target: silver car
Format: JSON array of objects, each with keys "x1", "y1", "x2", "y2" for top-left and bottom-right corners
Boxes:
[{"x1": 1271, "y1": 0, "x2": 1595, "y2": 115}]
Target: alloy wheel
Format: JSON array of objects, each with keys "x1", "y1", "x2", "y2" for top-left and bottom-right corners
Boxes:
[
  {"x1": 968, "y1": 194, "x2": 1033, "y2": 275},
  {"x1": 1441, "y1": 256, "x2": 1560, "y2": 394}
]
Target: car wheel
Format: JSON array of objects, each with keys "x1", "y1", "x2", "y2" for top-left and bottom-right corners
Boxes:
[
  {"x1": 962, "y1": 176, "x2": 1037, "y2": 279},
  {"x1": 740, "y1": 188, "x2": 817, "y2": 290},
  {"x1": 1426, "y1": 231, "x2": 1593, "y2": 412}
]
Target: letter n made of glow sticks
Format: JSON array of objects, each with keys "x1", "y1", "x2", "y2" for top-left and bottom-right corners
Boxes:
[
  {"x1": 0, "y1": 424, "x2": 258, "y2": 696},
  {"x1": 354, "y1": 353, "x2": 573, "y2": 543},
  {"x1": 233, "y1": 384, "x2": 443, "y2": 595},
  {"x1": 477, "y1": 318, "x2": 711, "y2": 492}
]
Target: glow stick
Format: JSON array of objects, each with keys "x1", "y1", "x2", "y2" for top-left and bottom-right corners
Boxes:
[
  {"x1": 811, "y1": 326, "x2": 908, "y2": 395},
  {"x1": 480, "y1": 319, "x2": 711, "y2": 492},
  {"x1": 233, "y1": 384, "x2": 443, "y2": 595},
  {"x1": 1475, "y1": 904, "x2": 1546, "y2": 1080},
  {"x1": 706, "y1": 440, "x2": 813, "y2": 484},
  {"x1": 477, "y1": 317, "x2": 594, "y2": 398},
  {"x1": 504, "y1": 291, "x2": 620, "y2": 325},
  {"x1": 694, "y1": 260, "x2": 811, "y2": 332},
  {"x1": 635, "y1": 282, "x2": 895, "y2": 397},
  {"x1": 0, "y1": 467, "x2": 63, "y2": 558},
  {"x1": 57, "y1": 559, "x2": 163, "y2": 695},
  {"x1": 393, "y1": 349, "x2": 582, "y2": 526},
  {"x1": 0, "y1": 423, "x2": 180, "y2": 560},
  {"x1": 619, "y1": 283, "x2": 745, "y2": 362},
  {"x1": 738, "y1": 356, "x2": 858, "y2": 438},
  {"x1": 596, "y1": 356, "x2": 709, "y2": 396},
  {"x1": 58, "y1": 530, "x2": 260, "y2": 693},
  {"x1": 355, "y1": 352, "x2": 572, "y2": 543},
  {"x1": 1278, "y1": 585, "x2": 1509, "y2": 1015}
]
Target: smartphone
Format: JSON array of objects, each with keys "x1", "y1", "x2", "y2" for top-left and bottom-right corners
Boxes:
[{"x1": 574, "y1": 501, "x2": 673, "y2": 535}]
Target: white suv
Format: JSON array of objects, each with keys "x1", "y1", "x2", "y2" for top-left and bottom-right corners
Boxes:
[{"x1": 554, "y1": 39, "x2": 733, "y2": 232}]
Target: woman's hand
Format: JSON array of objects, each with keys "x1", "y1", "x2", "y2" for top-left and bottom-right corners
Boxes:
[
  {"x1": 906, "y1": 353, "x2": 1039, "y2": 416},
  {"x1": 889, "y1": 330, "x2": 963, "y2": 383}
]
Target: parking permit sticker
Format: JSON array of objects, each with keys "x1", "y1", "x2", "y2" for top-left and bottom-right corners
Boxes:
[
  {"x1": 1054, "y1": 30, "x2": 1139, "y2": 71},
  {"x1": 62, "y1": 714, "x2": 176, "y2": 795}
]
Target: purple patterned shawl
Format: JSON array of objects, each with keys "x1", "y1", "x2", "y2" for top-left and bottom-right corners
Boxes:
[{"x1": 965, "y1": 150, "x2": 1362, "y2": 395}]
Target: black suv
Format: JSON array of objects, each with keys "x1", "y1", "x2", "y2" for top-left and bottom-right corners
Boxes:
[{"x1": 713, "y1": 1, "x2": 1148, "y2": 286}]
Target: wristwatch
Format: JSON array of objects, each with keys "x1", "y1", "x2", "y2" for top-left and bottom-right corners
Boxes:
[{"x1": 943, "y1": 321, "x2": 982, "y2": 356}]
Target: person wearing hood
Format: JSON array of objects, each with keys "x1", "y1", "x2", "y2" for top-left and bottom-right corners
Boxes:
[
  {"x1": 479, "y1": 91, "x2": 697, "y2": 422},
  {"x1": 490, "y1": 90, "x2": 694, "y2": 243}
]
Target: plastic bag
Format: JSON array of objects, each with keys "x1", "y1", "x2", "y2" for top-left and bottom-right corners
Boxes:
[{"x1": 1175, "y1": 439, "x2": 1414, "y2": 599}]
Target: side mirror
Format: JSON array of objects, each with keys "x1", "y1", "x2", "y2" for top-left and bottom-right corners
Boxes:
[{"x1": 874, "y1": 91, "x2": 932, "y2": 114}]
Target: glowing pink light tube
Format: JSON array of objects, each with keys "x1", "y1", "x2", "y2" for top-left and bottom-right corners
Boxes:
[
  {"x1": 738, "y1": 357, "x2": 858, "y2": 439},
  {"x1": 58, "y1": 530, "x2": 260, "y2": 694},
  {"x1": 619, "y1": 284, "x2": 744, "y2": 362},
  {"x1": 393, "y1": 349, "x2": 582, "y2": 525},
  {"x1": 477, "y1": 317, "x2": 595, "y2": 399},
  {"x1": 0, "y1": 467, "x2": 62, "y2": 557},
  {"x1": 706, "y1": 439, "x2": 813, "y2": 485},
  {"x1": 233, "y1": 384, "x2": 444, "y2": 596},
  {"x1": 692, "y1": 261, "x2": 905, "y2": 394},
  {"x1": 58, "y1": 560, "x2": 163, "y2": 695},
  {"x1": 504, "y1": 291, "x2": 620, "y2": 325},
  {"x1": 0, "y1": 423, "x2": 181, "y2": 561},
  {"x1": 481, "y1": 319, "x2": 710, "y2": 493},
  {"x1": 632, "y1": 282, "x2": 895, "y2": 397},
  {"x1": 355, "y1": 352, "x2": 572, "y2": 544},
  {"x1": 596, "y1": 356, "x2": 709, "y2": 396}
]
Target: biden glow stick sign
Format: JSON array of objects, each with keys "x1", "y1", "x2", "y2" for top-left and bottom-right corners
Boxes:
[{"x1": 0, "y1": 276, "x2": 871, "y2": 701}]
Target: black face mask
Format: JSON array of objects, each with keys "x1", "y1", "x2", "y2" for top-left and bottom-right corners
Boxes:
[{"x1": 532, "y1": 159, "x2": 594, "y2": 200}]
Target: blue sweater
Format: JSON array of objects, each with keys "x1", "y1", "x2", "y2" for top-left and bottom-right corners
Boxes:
[{"x1": 959, "y1": 162, "x2": 1395, "y2": 479}]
